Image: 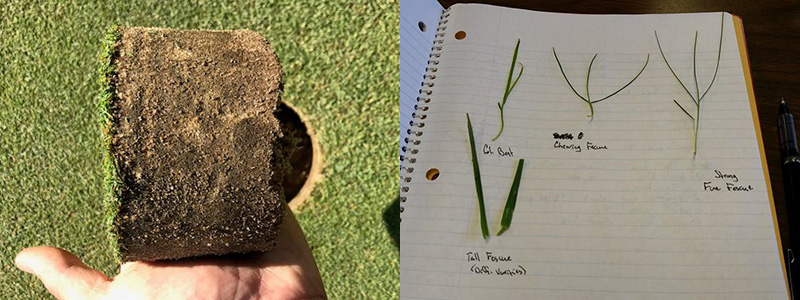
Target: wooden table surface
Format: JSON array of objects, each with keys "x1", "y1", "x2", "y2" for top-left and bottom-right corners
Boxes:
[{"x1": 441, "y1": 0, "x2": 800, "y2": 254}]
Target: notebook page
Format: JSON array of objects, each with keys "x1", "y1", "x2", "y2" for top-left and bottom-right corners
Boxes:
[
  {"x1": 400, "y1": 4, "x2": 787, "y2": 299},
  {"x1": 400, "y1": 0, "x2": 443, "y2": 158}
]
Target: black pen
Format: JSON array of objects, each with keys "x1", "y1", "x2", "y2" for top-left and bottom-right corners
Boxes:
[{"x1": 779, "y1": 99, "x2": 800, "y2": 299}]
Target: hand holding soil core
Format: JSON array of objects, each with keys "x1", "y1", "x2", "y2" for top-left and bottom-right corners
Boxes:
[{"x1": 102, "y1": 27, "x2": 287, "y2": 261}]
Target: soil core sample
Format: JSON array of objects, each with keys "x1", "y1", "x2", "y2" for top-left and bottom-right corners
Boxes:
[{"x1": 100, "y1": 27, "x2": 286, "y2": 261}]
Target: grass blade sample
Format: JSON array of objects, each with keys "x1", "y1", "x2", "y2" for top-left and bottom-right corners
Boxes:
[
  {"x1": 103, "y1": 27, "x2": 288, "y2": 261},
  {"x1": 655, "y1": 13, "x2": 724, "y2": 155},
  {"x1": 553, "y1": 48, "x2": 649, "y2": 118},
  {"x1": 497, "y1": 158, "x2": 524, "y2": 236},
  {"x1": 466, "y1": 113, "x2": 490, "y2": 239},
  {"x1": 492, "y1": 39, "x2": 524, "y2": 141}
]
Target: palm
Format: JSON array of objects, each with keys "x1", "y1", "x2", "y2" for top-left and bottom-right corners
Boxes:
[
  {"x1": 108, "y1": 260, "x2": 267, "y2": 299},
  {"x1": 15, "y1": 207, "x2": 326, "y2": 300}
]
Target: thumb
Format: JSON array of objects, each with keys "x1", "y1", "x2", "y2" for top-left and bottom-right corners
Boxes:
[{"x1": 15, "y1": 246, "x2": 109, "y2": 300}]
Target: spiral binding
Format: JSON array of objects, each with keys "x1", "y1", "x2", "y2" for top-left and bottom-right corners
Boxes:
[{"x1": 400, "y1": 7, "x2": 450, "y2": 221}]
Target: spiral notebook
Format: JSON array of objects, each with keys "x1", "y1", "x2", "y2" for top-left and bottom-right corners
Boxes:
[{"x1": 399, "y1": 2, "x2": 788, "y2": 299}]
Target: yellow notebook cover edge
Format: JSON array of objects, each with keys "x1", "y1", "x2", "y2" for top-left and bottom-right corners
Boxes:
[{"x1": 733, "y1": 13, "x2": 790, "y2": 296}]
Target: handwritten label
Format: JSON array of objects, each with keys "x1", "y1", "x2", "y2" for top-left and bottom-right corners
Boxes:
[
  {"x1": 554, "y1": 140, "x2": 582, "y2": 152},
  {"x1": 483, "y1": 144, "x2": 514, "y2": 157},
  {"x1": 465, "y1": 251, "x2": 527, "y2": 277},
  {"x1": 703, "y1": 170, "x2": 753, "y2": 192},
  {"x1": 552, "y1": 132, "x2": 607, "y2": 152},
  {"x1": 714, "y1": 170, "x2": 738, "y2": 182},
  {"x1": 586, "y1": 142, "x2": 608, "y2": 151},
  {"x1": 553, "y1": 131, "x2": 583, "y2": 140}
]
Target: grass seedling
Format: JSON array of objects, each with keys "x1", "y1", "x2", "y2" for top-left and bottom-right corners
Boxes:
[
  {"x1": 492, "y1": 39, "x2": 523, "y2": 141},
  {"x1": 497, "y1": 158, "x2": 524, "y2": 236},
  {"x1": 655, "y1": 13, "x2": 724, "y2": 155},
  {"x1": 466, "y1": 113, "x2": 490, "y2": 240},
  {"x1": 553, "y1": 48, "x2": 649, "y2": 118}
]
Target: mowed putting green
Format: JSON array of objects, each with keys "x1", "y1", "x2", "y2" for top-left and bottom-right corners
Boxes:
[{"x1": 0, "y1": 1, "x2": 399, "y2": 299}]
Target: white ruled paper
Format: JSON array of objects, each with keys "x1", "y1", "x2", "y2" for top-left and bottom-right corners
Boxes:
[{"x1": 400, "y1": 0, "x2": 443, "y2": 159}]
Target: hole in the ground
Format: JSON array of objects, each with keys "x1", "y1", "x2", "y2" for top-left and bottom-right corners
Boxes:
[{"x1": 274, "y1": 102, "x2": 320, "y2": 209}]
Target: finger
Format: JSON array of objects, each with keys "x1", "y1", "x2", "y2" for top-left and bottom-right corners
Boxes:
[
  {"x1": 261, "y1": 205, "x2": 327, "y2": 297},
  {"x1": 15, "y1": 246, "x2": 109, "y2": 300}
]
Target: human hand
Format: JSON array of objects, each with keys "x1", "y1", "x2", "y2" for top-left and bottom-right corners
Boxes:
[{"x1": 14, "y1": 206, "x2": 326, "y2": 300}]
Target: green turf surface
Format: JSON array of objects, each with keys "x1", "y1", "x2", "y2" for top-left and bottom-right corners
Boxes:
[{"x1": 0, "y1": 1, "x2": 399, "y2": 298}]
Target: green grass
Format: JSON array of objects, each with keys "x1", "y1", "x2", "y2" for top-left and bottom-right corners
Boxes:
[
  {"x1": 466, "y1": 113, "x2": 489, "y2": 240},
  {"x1": 553, "y1": 48, "x2": 649, "y2": 118},
  {"x1": 97, "y1": 25, "x2": 123, "y2": 264},
  {"x1": 655, "y1": 12, "x2": 724, "y2": 155},
  {"x1": 0, "y1": 1, "x2": 399, "y2": 299},
  {"x1": 497, "y1": 158, "x2": 524, "y2": 236},
  {"x1": 491, "y1": 38, "x2": 523, "y2": 142}
]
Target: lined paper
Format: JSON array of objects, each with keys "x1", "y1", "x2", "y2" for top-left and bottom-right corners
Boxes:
[
  {"x1": 400, "y1": 0, "x2": 442, "y2": 160},
  {"x1": 400, "y1": 4, "x2": 787, "y2": 299}
]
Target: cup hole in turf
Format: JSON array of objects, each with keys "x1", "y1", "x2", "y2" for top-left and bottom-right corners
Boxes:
[
  {"x1": 455, "y1": 31, "x2": 467, "y2": 40},
  {"x1": 426, "y1": 168, "x2": 440, "y2": 181},
  {"x1": 274, "y1": 101, "x2": 322, "y2": 210}
]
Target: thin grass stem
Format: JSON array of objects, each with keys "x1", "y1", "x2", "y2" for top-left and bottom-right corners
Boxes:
[
  {"x1": 586, "y1": 53, "x2": 598, "y2": 103},
  {"x1": 555, "y1": 48, "x2": 648, "y2": 117},
  {"x1": 656, "y1": 13, "x2": 725, "y2": 155},
  {"x1": 493, "y1": 103, "x2": 505, "y2": 142},
  {"x1": 553, "y1": 48, "x2": 588, "y2": 103},
  {"x1": 673, "y1": 100, "x2": 695, "y2": 121},
  {"x1": 492, "y1": 39, "x2": 523, "y2": 141},
  {"x1": 655, "y1": 31, "x2": 697, "y2": 105},
  {"x1": 700, "y1": 13, "x2": 725, "y2": 100},
  {"x1": 585, "y1": 54, "x2": 598, "y2": 117},
  {"x1": 693, "y1": 31, "x2": 701, "y2": 102},
  {"x1": 508, "y1": 62, "x2": 523, "y2": 99},
  {"x1": 501, "y1": 39, "x2": 521, "y2": 107},
  {"x1": 694, "y1": 102, "x2": 700, "y2": 155},
  {"x1": 592, "y1": 54, "x2": 650, "y2": 104}
]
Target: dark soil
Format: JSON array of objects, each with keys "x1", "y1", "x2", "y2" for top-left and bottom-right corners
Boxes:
[
  {"x1": 274, "y1": 103, "x2": 313, "y2": 201},
  {"x1": 109, "y1": 27, "x2": 286, "y2": 261}
]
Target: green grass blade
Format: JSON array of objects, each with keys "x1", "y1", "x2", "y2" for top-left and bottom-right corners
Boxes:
[
  {"x1": 655, "y1": 31, "x2": 697, "y2": 105},
  {"x1": 693, "y1": 31, "x2": 700, "y2": 102},
  {"x1": 700, "y1": 13, "x2": 725, "y2": 101},
  {"x1": 592, "y1": 54, "x2": 650, "y2": 104},
  {"x1": 553, "y1": 47, "x2": 588, "y2": 103},
  {"x1": 585, "y1": 53, "x2": 598, "y2": 118},
  {"x1": 497, "y1": 159, "x2": 524, "y2": 236},
  {"x1": 673, "y1": 99, "x2": 695, "y2": 121},
  {"x1": 491, "y1": 104, "x2": 505, "y2": 141},
  {"x1": 467, "y1": 114, "x2": 490, "y2": 239},
  {"x1": 694, "y1": 103, "x2": 700, "y2": 155},
  {"x1": 494, "y1": 39, "x2": 523, "y2": 141},
  {"x1": 508, "y1": 62, "x2": 524, "y2": 97},
  {"x1": 501, "y1": 38, "x2": 521, "y2": 107},
  {"x1": 694, "y1": 13, "x2": 725, "y2": 156},
  {"x1": 586, "y1": 53, "x2": 598, "y2": 103}
]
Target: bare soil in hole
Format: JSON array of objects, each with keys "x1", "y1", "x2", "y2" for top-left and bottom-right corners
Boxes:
[
  {"x1": 110, "y1": 28, "x2": 287, "y2": 261},
  {"x1": 274, "y1": 103, "x2": 313, "y2": 202}
]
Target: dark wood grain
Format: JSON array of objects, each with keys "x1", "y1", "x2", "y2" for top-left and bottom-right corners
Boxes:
[{"x1": 440, "y1": 0, "x2": 800, "y2": 254}]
